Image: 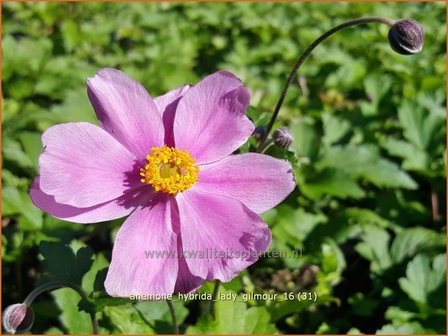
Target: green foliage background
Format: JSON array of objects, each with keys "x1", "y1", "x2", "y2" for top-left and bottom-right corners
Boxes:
[{"x1": 2, "y1": 2, "x2": 446, "y2": 334}]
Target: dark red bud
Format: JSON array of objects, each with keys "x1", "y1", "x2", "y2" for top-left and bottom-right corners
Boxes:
[
  {"x1": 273, "y1": 126, "x2": 294, "y2": 149},
  {"x1": 253, "y1": 125, "x2": 267, "y2": 141},
  {"x1": 2, "y1": 304, "x2": 34, "y2": 334},
  {"x1": 388, "y1": 19, "x2": 424, "y2": 55}
]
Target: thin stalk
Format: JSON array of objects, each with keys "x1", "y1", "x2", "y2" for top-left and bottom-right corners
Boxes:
[
  {"x1": 258, "y1": 17, "x2": 395, "y2": 150},
  {"x1": 23, "y1": 280, "x2": 99, "y2": 334},
  {"x1": 166, "y1": 299, "x2": 179, "y2": 334},
  {"x1": 210, "y1": 280, "x2": 221, "y2": 319}
]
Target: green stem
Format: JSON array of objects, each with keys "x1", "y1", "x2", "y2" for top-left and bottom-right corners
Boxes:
[
  {"x1": 258, "y1": 16, "x2": 396, "y2": 151},
  {"x1": 210, "y1": 279, "x2": 221, "y2": 319},
  {"x1": 23, "y1": 280, "x2": 99, "y2": 334},
  {"x1": 166, "y1": 299, "x2": 179, "y2": 334}
]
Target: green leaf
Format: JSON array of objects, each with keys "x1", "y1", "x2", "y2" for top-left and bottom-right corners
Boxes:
[
  {"x1": 326, "y1": 58, "x2": 366, "y2": 89},
  {"x1": 272, "y1": 207, "x2": 327, "y2": 248},
  {"x1": 290, "y1": 119, "x2": 320, "y2": 162},
  {"x1": 186, "y1": 288, "x2": 276, "y2": 334},
  {"x1": 359, "y1": 74, "x2": 392, "y2": 116},
  {"x1": 2, "y1": 36, "x2": 52, "y2": 80},
  {"x1": 263, "y1": 145, "x2": 299, "y2": 166},
  {"x1": 49, "y1": 89, "x2": 98, "y2": 125},
  {"x1": 385, "y1": 306, "x2": 418, "y2": 324},
  {"x1": 316, "y1": 322, "x2": 338, "y2": 334},
  {"x1": 355, "y1": 226, "x2": 392, "y2": 274},
  {"x1": 2, "y1": 138, "x2": 34, "y2": 169},
  {"x1": 399, "y1": 253, "x2": 446, "y2": 308},
  {"x1": 390, "y1": 227, "x2": 446, "y2": 264},
  {"x1": 52, "y1": 288, "x2": 94, "y2": 334},
  {"x1": 317, "y1": 145, "x2": 417, "y2": 189},
  {"x1": 320, "y1": 238, "x2": 346, "y2": 286},
  {"x1": 343, "y1": 207, "x2": 392, "y2": 229},
  {"x1": 246, "y1": 107, "x2": 271, "y2": 127},
  {"x1": 104, "y1": 304, "x2": 155, "y2": 334},
  {"x1": 398, "y1": 100, "x2": 444, "y2": 151},
  {"x1": 347, "y1": 327, "x2": 363, "y2": 334},
  {"x1": 18, "y1": 131, "x2": 44, "y2": 169},
  {"x1": 82, "y1": 252, "x2": 109, "y2": 294},
  {"x1": 381, "y1": 138, "x2": 429, "y2": 173},
  {"x1": 61, "y1": 20, "x2": 82, "y2": 51},
  {"x1": 376, "y1": 321, "x2": 431, "y2": 334},
  {"x1": 2, "y1": 186, "x2": 43, "y2": 230},
  {"x1": 45, "y1": 327, "x2": 65, "y2": 334},
  {"x1": 322, "y1": 113, "x2": 350, "y2": 145},
  {"x1": 135, "y1": 300, "x2": 188, "y2": 333},
  {"x1": 348, "y1": 292, "x2": 379, "y2": 317},
  {"x1": 79, "y1": 292, "x2": 133, "y2": 313},
  {"x1": 298, "y1": 168, "x2": 365, "y2": 199},
  {"x1": 39, "y1": 240, "x2": 94, "y2": 285}
]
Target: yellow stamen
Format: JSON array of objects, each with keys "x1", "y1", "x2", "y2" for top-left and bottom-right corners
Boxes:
[{"x1": 140, "y1": 145, "x2": 200, "y2": 194}]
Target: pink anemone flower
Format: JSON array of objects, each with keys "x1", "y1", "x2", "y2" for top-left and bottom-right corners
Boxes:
[{"x1": 30, "y1": 68, "x2": 296, "y2": 296}]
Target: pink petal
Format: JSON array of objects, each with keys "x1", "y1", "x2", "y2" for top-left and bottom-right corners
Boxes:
[
  {"x1": 197, "y1": 153, "x2": 296, "y2": 213},
  {"x1": 176, "y1": 189, "x2": 271, "y2": 282},
  {"x1": 39, "y1": 122, "x2": 141, "y2": 208},
  {"x1": 30, "y1": 177, "x2": 152, "y2": 224},
  {"x1": 170, "y1": 202, "x2": 204, "y2": 294},
  {"x1": 154, "y1": 85, "x2": 191, "y2": 147},
  {"x1": 173, "y1": 71, "x2": 254, "y2": 164},
  {"x1": 87, "y1": 68, "x2": 164, "y2": 158},
  {"x1": 105, "y1": 195, "x2": 178, "y2": 296},
  {"x1": 174, "y1": 255, "x2": 204, "y2": 294}
]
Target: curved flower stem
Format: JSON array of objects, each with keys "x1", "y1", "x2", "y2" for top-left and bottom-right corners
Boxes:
[
  {"x1": 210, "y1": 280, "x2": 221, "y2": 319},
  {"x1": 23, "y1": 280, "x2": 99, "y2": 334},
  {"x1": 258, "y1": 16, "x2": 396, "y2": 151},
  {"x1": 166, "y1": 299, "x2": 179, "y2": 334}
]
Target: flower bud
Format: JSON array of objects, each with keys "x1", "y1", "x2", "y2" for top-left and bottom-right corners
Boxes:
[
  {"x1": 388, "y1": 19, "x2": 424, "y2": 55},
  {"x1": 252, "y1": 125, "x2": 267, "y2": 141},
  {"x1": 2, "y1": 304, "x2": 34, "y2": 334},
  {"x1": 273, "y1": 126, "x2": 293, "y2": 149}
]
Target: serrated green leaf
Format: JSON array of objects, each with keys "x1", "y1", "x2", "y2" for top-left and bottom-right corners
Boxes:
[
  {"x1": 385, "y1": 306, "x2": 418, "y2": 323},
  {"x1": 298, "y1": 168, "x2": 365, "y2": 199},
  {"x1": 2, "y1": 138, "x2": 35, "y2": 169},
  {"x1": 2, "y1": 186, "x2": 43, "y2": 230},
  {"x1": 355, "y1": 226, "x2": 392, "y2": 274},
  {"x1": 317, "y1": 145, "x2": 417, "y2": 189},
  {"x1": 376, "y1": 321, "x2": 431, "y2": 334},
  {"x1": 359, "y1": 74, "x2": 392, "y2": 116},
  {"x1": 18, "y1": 131, "x2": 43, "y2": 169},
  {"x1": 82, "y1": 252, "x2": 109, "y2": 294},
  {"x1": 399, "y1": 253, "x2": 446, "y2": 308},
  {"x1": 263, "y1": 145, "x2": 299, "y2": 166},
  {"x1": 348, "y1": 292, "x2": 379, "y2": 317},
  {"x1": 186, "y1": 288, "x2": 276, "y2": 334},
  {"x1": 390, "y1": 227, "x2": 445, "y2": 264},
  {"x1": 290, "y1": 119, "x2": 320, "y2": 161},
  {"x1": 39, "y1": 240, "x2": 94, "y2": 285},
  {"x1": 322, "y1": 238, "x2": 346, "y2": 278},
  {"x1": 322, "y1": 113, "x2": 350, "y2": 145},
  {"x1": 398, "y1": 100, "x2": 445, "y2": 151},
  {"x1": 135, "y1": 300, "x2": 188, "y2": 333},
  {"x1": 347, "y1": 327, "x2": 363, "y2": 334},
  {"x1": 382, "y1": 137, "x2": 428, "y2": 172},
  {"x1": 272, "y1": 207, "x2": 327, "y2": 248},
  {"x1": 52, "y1": 288, "x2": 94, "y2": 334},
  {"x1": 104, "y1": 304, "x2": 155, "y2": 334}
]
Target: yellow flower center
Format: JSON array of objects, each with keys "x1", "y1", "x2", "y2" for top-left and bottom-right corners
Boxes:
[{"x1": 140, "y1": 145, "x2": 200, "y2": 194}]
